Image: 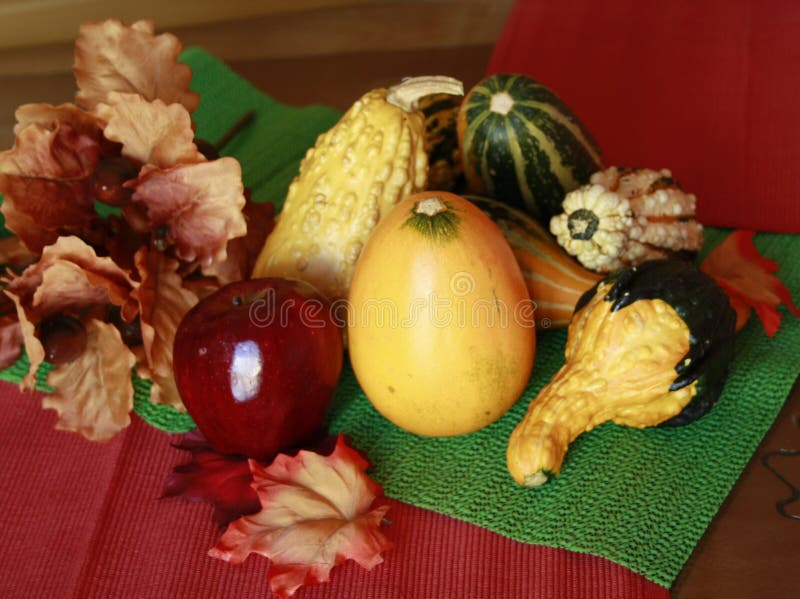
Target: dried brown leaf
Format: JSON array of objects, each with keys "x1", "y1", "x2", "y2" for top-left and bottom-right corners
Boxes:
[
  {"x1": 2, "y1": 291, "x2": 43, "y2": 389},
  {"x1": 95, "y1": 92, "x2": 203, "y2": 167},
  {"x1": 128, "y1": 159, "x2": 247, "y2": 266},
  {"x1": 0, "y1": 314, "x2": 23, "y2": 370},
  {"x1": 202, "y1": 198, "x2": 275, "y2": 285},
  {"x1": 4, "y1": 236, "x2": 138, "y2": 386},
  {"x1": 0, "y1": 236, "x2": 36, "y2": 271},
  {"x1": 0, "y1": 117, "x2": 101, "y2": 252},
  {"x1": 74, "y1": 19, "x2": 199, "y2": 112},
  {"x1": 133, "y1": 247, "x2": 198, "y2": 379},
  {"x1": 0, "y1": 204, "x2": 59, "y2": 255},
  {"x1": 13, "y1": 102, "x2": 104, "y2": 140},
  {"x1": 136, "y1": 362, "x2": 186, "y2": 411},
  {"x1": 44, "y1": 319, "x2": 136, "y2": 441}
]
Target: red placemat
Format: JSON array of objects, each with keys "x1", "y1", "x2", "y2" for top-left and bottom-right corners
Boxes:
[
  {"x1": 0, "y1": 381, "x2": 667, "y2": 598},
  {"x1": 487, "y1": 0, "x2": 800, "y2": 233}
]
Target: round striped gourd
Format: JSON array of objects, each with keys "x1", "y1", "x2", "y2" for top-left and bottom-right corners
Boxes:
[{"x1": 458, "y1": 73, "x2": 603, "y2": 224}]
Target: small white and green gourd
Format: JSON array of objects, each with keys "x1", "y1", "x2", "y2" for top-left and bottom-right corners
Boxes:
[{"x1": 550, "y1": 166, "x2": 704, "y2": 273}]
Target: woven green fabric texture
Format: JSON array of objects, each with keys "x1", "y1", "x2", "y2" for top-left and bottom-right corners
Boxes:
[{"x1": 2, "y1": 48, "x2": 799, "y2": 587}]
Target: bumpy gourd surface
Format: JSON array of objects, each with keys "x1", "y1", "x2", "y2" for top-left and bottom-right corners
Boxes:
[
  {"x1": 507, "y1": 282, "x2": 697, "y2": 486},
  {"x1": 253, "y1": 89, "x2": 428, "y2": 300}
]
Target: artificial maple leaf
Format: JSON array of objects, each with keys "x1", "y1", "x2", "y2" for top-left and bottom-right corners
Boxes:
[
  {"x1": 0, "y1": 203, "x2": 59, "y2": 255},
  {"x1": 127, "y1": 159, "x2": 247, "y2": 266},
  {"x1": 0, "y1": 120, "x2": 101, "y2": 251},
  {"x1": 3, "y1": 236, "x2": 138, "y2": 387},
  {"x1": 13, "y1": 102, "x2": 104, "y2": 142},
  {"x1": 103, "y1": 215, "x2": 150, "y2": 272},
  {"x1": 74, "y1": 19, "x2": 199, "y2": 113},
  {"x1": 701, "y1": 230, "x2": 800, "y2": 337},
  {"x1": 132, "y1": 247, "x2": 198, "y2": 380},
  {"x1": 95, "y1": 92, "x2": 204, "y2": 167},
  {"x1": 201, "y1": 197, "x2": 276, "y2": 285},
  {"x1": 43, "y1": 318, "x2": 136, "y2": 441},
  {"x1": 0, "y1": 235, "x2": 36, "y2": 272},
  {"x1": 162, "y1": 429, "x2": 261, "y2": 528},
  {"x1": 0, "y1": 315, "x2": 23, "y2": 370},
  {"x1": 136, "y1": 361, "x2": 186, "y2": 412},
  {"x1": 209, "y1": 435, "x2": 393, "y2": 599}
]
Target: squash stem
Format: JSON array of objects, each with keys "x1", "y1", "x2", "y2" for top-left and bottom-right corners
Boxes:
[
  {"x1": 386, "y1": 76, "x2": 464, "y2": 112},
  {"x1": 415, "y1": 196, "x2": 447, "y2": 216}
]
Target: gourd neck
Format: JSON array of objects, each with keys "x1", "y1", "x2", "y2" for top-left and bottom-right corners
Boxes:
[{"x1": 386, "y1": 76, "x2": 464, "y2": 112}]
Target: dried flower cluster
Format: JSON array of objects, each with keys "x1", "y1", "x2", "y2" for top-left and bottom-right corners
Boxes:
[{"x1": 0, "y1": 19, "x2": 274, "y2": 441}]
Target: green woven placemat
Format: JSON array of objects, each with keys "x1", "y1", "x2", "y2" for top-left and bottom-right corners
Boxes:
[
  {"x1": 328, "y1": 228, "x2": 800, "y2": 588},
  {"x1": 2, "y1": 48, "x2": 799, "y2": 588}
]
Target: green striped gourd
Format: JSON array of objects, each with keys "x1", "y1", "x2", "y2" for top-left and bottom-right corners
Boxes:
[{"x1": 457, "y1": 73, "x2": 603, "y2": 224}]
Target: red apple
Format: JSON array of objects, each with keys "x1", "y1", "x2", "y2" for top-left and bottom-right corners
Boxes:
[{"x1": 173, "y1": 278, "x2": 343, "y2": 460}]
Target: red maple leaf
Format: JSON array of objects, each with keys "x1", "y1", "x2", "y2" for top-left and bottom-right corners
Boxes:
[
  {"x1": 701, "y1": 230, "x2": 800, "y2": 337},
  {"x1": 162, "y1": 429, "x2": 261, "y2": 528},
  {"x1": 209, "y1": 435, "x2": 393, "y2": 599}
]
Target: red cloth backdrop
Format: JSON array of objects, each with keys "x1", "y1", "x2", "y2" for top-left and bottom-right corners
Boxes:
[{"x1": 487, "y1": 0, "x2": 800, "y2": 233}]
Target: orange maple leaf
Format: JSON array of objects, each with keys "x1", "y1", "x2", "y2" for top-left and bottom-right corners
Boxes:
[
  {"x1": 0, "y1": 116, "x2": 102, "y2": 252},
  {"x1": 209, "y1": 435, "x2": 394, "y2": 599},
  {"x1": 133, "y1": 247, "x2": 198, "y2": 379},
  {"x1": 127, "y1": 159, "x2": 247, "y2": 266},
  {"x1": 0, "y1": 315, "x2": 23, "y2": 370},
  {"x1": 701, "y1": 230, "x2": 800, "y2": 336},
  {"x1": 3, "y1": 236, "x2": 138, "y2": 388},
  {"x1": 95, "y1": 92, "x2": 204, "y2": 167},
  {"x1": 43, "y1": 319, "x2": 136, "y2": 441},
  {"x1": 74, "y1": 19, "x2": 199, "y2": 112}
]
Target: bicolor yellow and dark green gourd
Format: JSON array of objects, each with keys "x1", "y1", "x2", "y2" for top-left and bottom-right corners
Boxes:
[
  {"x1": 507, "y1": 259, "x2": 736, "y2": 487},
  {"x1": 458, "y1": 73, "x2": 603, "y2": 224}
]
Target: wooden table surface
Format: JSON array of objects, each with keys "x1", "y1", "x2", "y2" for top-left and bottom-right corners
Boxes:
[{"x1": 1, "y1": 6, "x2": 799, "y2": 597}]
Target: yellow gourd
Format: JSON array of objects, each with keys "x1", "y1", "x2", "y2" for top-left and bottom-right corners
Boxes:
[
  {"x1": 252, "y1": 76, "x2": 463, "y2": 300},
  {"x1": 347, "y1": 191, "x2": 537, "y2": 437}
]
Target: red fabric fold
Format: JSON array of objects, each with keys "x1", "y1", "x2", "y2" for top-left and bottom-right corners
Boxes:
[{"x1": 487, "y1": 0, "x2": 800, "y2": 233}]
